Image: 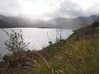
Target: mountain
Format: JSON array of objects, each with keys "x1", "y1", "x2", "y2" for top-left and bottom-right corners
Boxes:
[
  {"x1": 0, "y1": 19, "x2": 14, "y2": 28},
  {"x1": 0, "y1": 15, "x2": 32, "y2": 27},
  {"x1": 0, "y1": 14, "x2": 99, "y2": 29},
  {"x1": 49, "y1": 15, "x2": 99, "y2": 29},
  {"x1": 0, "y1": 15, "x2": 54, "y2": 28}
]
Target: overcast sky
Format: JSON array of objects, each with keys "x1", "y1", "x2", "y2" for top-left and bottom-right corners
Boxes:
[{"x1": 0, "y1": 0, "x2": 99, "y2": 20}]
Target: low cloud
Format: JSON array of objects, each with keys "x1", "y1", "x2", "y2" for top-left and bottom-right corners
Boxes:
[
  {"x1": 0, "y1": 0, "x2": 99, "y2": 19},
  {"x1": 0, "y1": 0, "x2": 22, "y2": 16},
  {"x1": 44, "y1": 0, "x2": 99, "y2": 18}
]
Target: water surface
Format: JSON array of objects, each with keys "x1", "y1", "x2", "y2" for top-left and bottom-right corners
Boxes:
[{"x1": 0, "y1": 28, "x2": 73, "y2": 56}]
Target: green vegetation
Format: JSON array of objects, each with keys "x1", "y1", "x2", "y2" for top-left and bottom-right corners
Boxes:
[
  {"x1": 3, "y1": 30, "x2": 29, "y2": 53},
  {"x1": 0, "y1": 21, "x2": 99, "y2": 74}
]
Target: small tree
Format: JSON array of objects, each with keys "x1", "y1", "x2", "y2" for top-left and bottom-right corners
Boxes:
[{"x1": 3, "y1": 30, "x2": 29, "y2": 53}]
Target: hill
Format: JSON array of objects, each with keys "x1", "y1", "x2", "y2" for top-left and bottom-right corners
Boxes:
[
  {"x1": 0, "y1": 19, "x2": 13, "y2": 28},
  {"x1": 0, "y1": 21, "x2": 99, "y2": 74},
  {"x1": 49, "y1": 15, "x2": 99, "y2": 29},
  {"x1": 0, "y1": 14, "x2": 99, "y2": 29}
]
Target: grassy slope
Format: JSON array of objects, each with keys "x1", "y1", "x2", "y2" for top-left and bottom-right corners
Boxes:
[
  {"x1": 0, "y1": 22, "x2": 99, "y2": 74},
  {"x1": 37, "y1": 22, "x2": 99, "y2": 74}
]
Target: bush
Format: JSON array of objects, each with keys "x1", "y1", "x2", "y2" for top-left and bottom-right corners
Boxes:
[{"x1": 3, "y1": 30, "x2": 30, "y2": 53}]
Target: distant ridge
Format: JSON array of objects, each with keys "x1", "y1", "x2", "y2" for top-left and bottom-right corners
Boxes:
[
  {"x1": 0, "y1": 14, "x2": 99, "y2": 29},
  {"x1": 49, "y1": 15, "x2": 99, "y2": 29},
  {"x1": 0, "y1": 19, "x2": 13, "y2": 28}
]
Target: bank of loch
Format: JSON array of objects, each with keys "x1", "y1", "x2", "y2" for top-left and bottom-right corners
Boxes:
[{"x1": 0, "y1": 21, "x2": 99, "y2": 74}]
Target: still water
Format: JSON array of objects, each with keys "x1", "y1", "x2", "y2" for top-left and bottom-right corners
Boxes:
[{"x1": 0, "y1": 28, "x2": 73, "y2": 56}]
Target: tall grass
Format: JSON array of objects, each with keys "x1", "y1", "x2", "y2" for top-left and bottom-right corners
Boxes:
[{"x1": 0, "y1": 23, "x2": 99, "y2": 74}]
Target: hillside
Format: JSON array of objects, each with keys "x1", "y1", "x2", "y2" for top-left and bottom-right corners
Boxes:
[
  {"x1": 0, "y1": 14, "x2": 99, "y2": 29},
  {"x1": 0, "y1": 21, "x2": 99, "y2": 74},
  {"x1": 48, "y1": 15, "x2": 99, "y2": 29},
  {"x1": 0, "y1": 19, "x2": 13, "y2": 28}
]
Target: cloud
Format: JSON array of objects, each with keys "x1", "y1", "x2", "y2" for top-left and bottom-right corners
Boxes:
[
  {"x1": 57, "y1": 0, "x2": 84, "y2": 17},
  {"x1": 84, "y1": 2, "x2": 99, "y2": 16},
  {"x1": 0, "y1": 0, "x2": 99, "y2": 19},
  {"x1": 44, "y1": 0, "x2": 99, "y2": 18},
  {"x1": 0, "y1": 0, "x2": 22, "y2": 16}
]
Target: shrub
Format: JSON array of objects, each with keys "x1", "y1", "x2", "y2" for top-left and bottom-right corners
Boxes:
[{"x1": 3, "y1": 30, "x2": 29, "y2": 53}]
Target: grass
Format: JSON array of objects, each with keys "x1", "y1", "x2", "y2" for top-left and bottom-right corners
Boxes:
[{"x1": 0, "y1": 21, "x2": 99, "y2": 74}]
